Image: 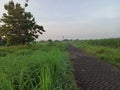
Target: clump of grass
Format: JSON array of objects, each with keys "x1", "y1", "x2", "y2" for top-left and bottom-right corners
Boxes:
[{"x1": 0, "y1": 42, "x2": 76, "y2": 90}]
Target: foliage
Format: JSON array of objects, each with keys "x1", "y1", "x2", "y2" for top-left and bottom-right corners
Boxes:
[
  {"x1": 0, "y1": 1, "x2": 45, "y2": 46},
  {"x1": 75, "y1": 38, "x2": 120, "y2": 48},
  {"x1": 0, "y1": 42, "x2": 76, "y2": 90}
]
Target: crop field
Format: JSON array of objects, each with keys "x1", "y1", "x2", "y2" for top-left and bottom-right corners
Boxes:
[
  {"x1": 0, "y1": 42, "x2": 76, "y2": 90},
  {"x1": 77, "y1": 38, "x2": 120, "y2": 48},
  {"x1": 72, "y1": 38, "x2": 120, "y2": 68}
]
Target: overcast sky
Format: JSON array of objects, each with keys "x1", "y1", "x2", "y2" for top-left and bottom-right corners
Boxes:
[{"x1": 0, "y1": 0, "x2": 120, "y2": 40}]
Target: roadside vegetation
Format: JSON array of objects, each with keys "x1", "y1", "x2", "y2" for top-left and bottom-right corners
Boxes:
[
  {"x1": 0, "y1": 42, "x2": 76, "y2": 90},
  {"x1": 72, "y1": 38, "x2": 120, "y2": 68}
]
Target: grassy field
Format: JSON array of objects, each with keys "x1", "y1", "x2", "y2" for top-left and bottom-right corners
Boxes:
[
  {"x1": 77, "y1": 38, "x2": 120, "y2": 48},
  {"x1": 72, "y1": 38, "x2": 120, "y2": 68},
  {"x1": 0, "y1": 42, "x2": 76, "y2": 90}
]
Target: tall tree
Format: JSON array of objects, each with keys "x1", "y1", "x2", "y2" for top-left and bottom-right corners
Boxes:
[{"x1": 0, "y1": 0, "x2": 45, "y2": 45}]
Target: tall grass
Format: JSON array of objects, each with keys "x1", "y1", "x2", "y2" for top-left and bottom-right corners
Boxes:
[
  {"x1": 72, "y1": 39, "x2": 120, "y2": 68},
  {"x1": 74, "y1": 38, "x2": 120, "y2": 48},
  {"x1": 0, "y1": 42, "x2": 76, "y2": 90}
]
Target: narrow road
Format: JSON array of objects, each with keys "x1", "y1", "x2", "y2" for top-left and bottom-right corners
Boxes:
[{"x1": 68, "y1": 44, "x2": 120, "y2": 90}]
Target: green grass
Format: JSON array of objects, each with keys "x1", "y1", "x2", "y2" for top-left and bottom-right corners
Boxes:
[
  {"x1": 75, "y1": 38, "x2": 120, "y2": 48},
  {"x1": 0, "y1": 42, "x2": 76, "y2": 90},
  {"x1": 72, "y1": 39, "x2": 120, "y2": 68}
]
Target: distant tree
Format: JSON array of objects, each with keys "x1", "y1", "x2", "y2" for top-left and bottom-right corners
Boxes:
[
  {"x1": 0, "y1": 0, "x2": 45, "y2": 45},
  {"x1": 63, "y1": 39, "x2": 69, "y2": 41},
  {"x1": 48, "y1": 39, "x2": 53, "y2": 42},
  {"x1": 55, "y1": 40, "x2": 59, "y2": 42}
]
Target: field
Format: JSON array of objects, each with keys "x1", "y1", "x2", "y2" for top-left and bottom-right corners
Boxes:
[
  {"x1": 0, "y1": 42, "x2": 76, "y2": 90},
  {"x1": 72, "y1": 38, "x2": 120, "y2": 68},
  {"x1": 0, "y1": 38, "x2": 120, "y2": 90}
]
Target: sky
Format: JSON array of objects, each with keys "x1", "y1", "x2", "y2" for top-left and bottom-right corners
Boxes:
[{"x1": 0, "y1": 0, "x2": 120, "y2": 40}]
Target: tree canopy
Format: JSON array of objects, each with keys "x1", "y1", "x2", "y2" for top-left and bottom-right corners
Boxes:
[{"x1": 0, "y1": 0, "x2": 45, "y2": 45}]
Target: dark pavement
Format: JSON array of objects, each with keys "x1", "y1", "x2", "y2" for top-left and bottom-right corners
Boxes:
[{"x1": 68, "y1": 44, "x2": 120, "y2": 90}]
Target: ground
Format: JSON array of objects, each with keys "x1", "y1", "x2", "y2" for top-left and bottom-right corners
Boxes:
[{"x1": 68, "y1": 44, "x2": 120, "y2": 90}]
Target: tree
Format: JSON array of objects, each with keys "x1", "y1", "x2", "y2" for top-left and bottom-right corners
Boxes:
[{"x1": 0, "y1": 0, "x2": 45, "y2": 45}]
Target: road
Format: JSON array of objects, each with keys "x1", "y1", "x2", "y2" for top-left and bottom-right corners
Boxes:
[{"x1": 68, "y1": 44, "x2": 120, "y2": 90}]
